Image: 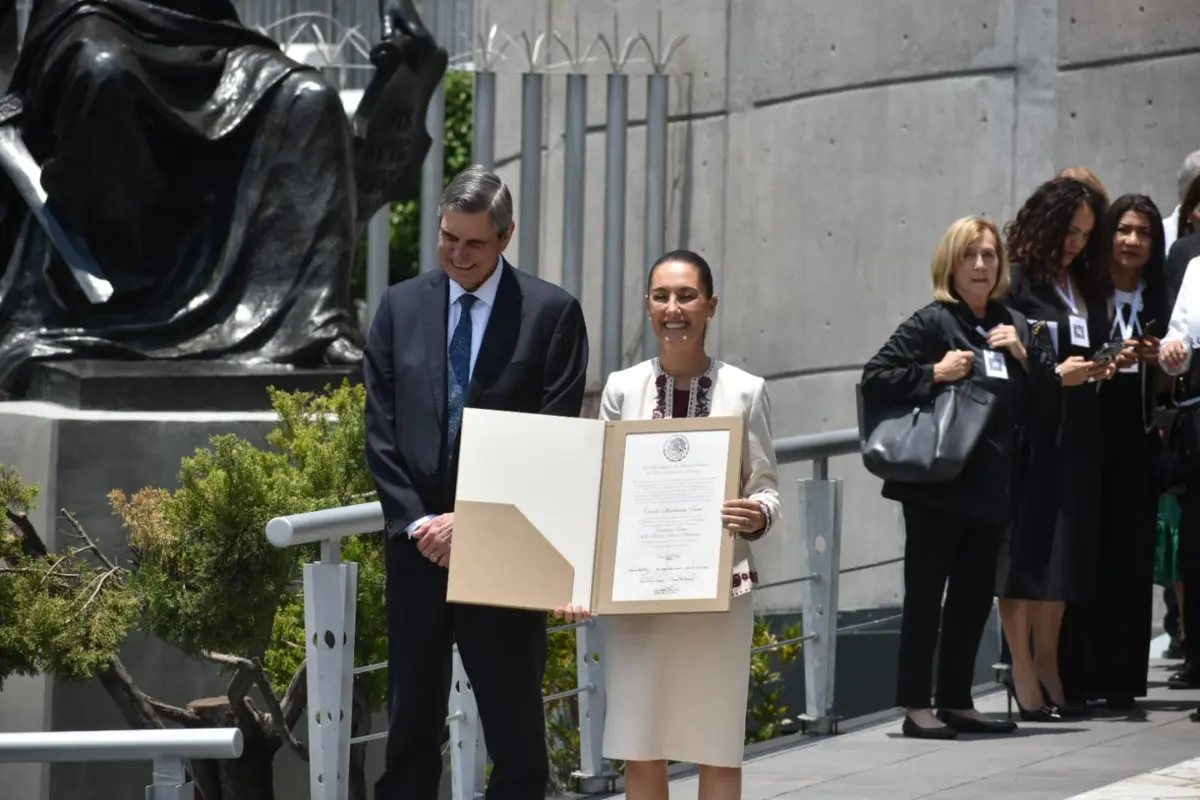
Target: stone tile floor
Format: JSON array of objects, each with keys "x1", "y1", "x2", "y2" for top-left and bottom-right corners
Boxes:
[{"x1": 602, "y1": 658, "x2": 1200, "y2": 800}]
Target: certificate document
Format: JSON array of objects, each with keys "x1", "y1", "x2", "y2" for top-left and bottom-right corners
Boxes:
[
  {"x1": 610, "y1": 429, "x2": 731, "y2": 602},
  {"x1": 448, "y1": 409, "x2": 743, "y2": 615}
]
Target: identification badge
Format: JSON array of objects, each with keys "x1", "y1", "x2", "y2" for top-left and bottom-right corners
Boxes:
[
  {"x1": 1068, "y1": 315, "x2": 1090, "y2": 348},
  {"x1": 983, "y1": 350, "x2": 1009, "y2": 380}
]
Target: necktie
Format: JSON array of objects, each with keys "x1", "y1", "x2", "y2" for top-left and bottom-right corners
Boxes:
[{"x1": 445, "y1": 294, "x2": 477, "y2": 466}]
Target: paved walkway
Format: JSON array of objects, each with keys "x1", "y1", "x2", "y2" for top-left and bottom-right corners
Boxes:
[{"x1": 604, "y1": 658, "x2": 1200, "y2": 799}]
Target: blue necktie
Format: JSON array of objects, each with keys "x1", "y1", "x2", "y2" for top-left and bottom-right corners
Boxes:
[{"x1": 445, "y1": 294, "x2": 477, "y2": 466}]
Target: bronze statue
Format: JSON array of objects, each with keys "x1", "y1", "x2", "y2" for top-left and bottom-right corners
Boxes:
[{"x1": 0, "y1": 0, "x2": 447, "y2": 395}]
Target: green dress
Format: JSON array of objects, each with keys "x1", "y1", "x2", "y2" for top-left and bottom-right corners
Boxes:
[{"x1": 1156, "y1": 493, "x2": 1183, "y2": 586}]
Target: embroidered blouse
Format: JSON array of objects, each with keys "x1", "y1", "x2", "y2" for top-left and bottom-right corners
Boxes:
[{"x1": 649, "y1": 358, "x2": 760, "y2": 593}]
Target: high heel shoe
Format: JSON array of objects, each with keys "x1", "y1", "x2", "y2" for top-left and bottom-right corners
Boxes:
[
  {"x1": 1037, "y1": 680, "x2": 1089, "y2": 718},
  {"x1": 1002, "y1": 677, "x2": 1062, "y2": 722}
]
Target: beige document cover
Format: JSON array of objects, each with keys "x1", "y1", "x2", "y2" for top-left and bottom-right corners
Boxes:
[{"x1": 447, "y1": 408, "x2": 743, "y2": 615}]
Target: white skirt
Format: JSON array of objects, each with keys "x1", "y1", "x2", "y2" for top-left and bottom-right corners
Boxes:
[{"x1": 600, "y1": 591, "x2": 754, "y2": 768}]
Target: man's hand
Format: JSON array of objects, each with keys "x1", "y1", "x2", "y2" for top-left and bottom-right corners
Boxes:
[
  {"x1": 413, "y1": 513, "x2": 454, "y2": 568},
  {"x1": 1161, "y1": 339, "x2": 1189, "y2": 372}
]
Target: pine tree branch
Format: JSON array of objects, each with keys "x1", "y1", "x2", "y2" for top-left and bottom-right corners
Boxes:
[
  {"x1": 94, "y1": 656, "x2": 165, "y2": 731},
  {"x1": 255, "y1": 668, "x2": 308, "y2": 761},
  {"x1": 281, "y1": 659, "x2": 308, "y2": 731},
  {"x1": 5, "y1": 508, "x2": 47, "y2": 557},
  {"x1": 60, "y1": 509, "x2": 118, "y2": 571},
  {"x1": 202, "y1": 651, "x2": 265, "y2": 732},
  {"x1": 146, "y1": 697, "x2": 205, "y2": 728}
]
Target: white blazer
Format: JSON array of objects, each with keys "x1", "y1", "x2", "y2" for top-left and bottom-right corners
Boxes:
[
  {"x1": 1162, "y1": 254, "x2": 1200, "y2": 376},
  {"x1": 598, "y1": 358, "x2": 782, "y2": 593}
]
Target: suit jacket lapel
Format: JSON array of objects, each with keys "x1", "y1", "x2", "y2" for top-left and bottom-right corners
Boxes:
[
  {"x1": 421, "y1": 272, "x2": 450, "y2": 428},
  {"x1": 467, "y1": 263, "x2": 522, "y2": 405}
]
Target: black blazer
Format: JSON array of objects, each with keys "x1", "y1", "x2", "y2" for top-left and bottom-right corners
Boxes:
[
  {"x1": 861, "y1": 299, "x2": 1055, "y2": 524},
  {"x1": 363, "y1": 261, "x2": 589, "y2": 568}
]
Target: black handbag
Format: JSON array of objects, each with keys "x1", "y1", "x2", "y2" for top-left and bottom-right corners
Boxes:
[{"x1": 856, "y1": 379, "x2": 997, "y2": 483}]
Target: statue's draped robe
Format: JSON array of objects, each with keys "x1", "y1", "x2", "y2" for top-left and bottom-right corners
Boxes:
[{"x1": 0, "y1": 0, "x2": 358, "y2": 391}]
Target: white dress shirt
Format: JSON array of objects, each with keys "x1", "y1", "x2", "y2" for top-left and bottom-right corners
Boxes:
[
  {"x1": 1165, "y1": 205, "x2": 1182, "y2": 254},
  {"x1": 1161, "y1": 254, "x2": 1200, "y2": 377},
  {"x1": 405, "y1": 257, "x2": 504, "y2": 537},
  {"x1": 446, "y1": 256, "x2": 503, "y2": 382}
]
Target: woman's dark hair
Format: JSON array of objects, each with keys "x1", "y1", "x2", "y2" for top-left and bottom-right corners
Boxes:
[
  {"x1": 1179, "y1": 173, "x2": 1200, "y2": 241},
  {"x1": 647, "y1": 249, "x2": 714, "y2": 297},
  {"x1": 1107, "y1": 193, "x2": 1167, "y2": 330},
  {"x1": 1005, "y1": 176, "x2": 1111, "y2": 305}
]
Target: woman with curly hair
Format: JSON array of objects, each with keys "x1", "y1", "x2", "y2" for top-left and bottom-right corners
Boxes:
[{"x1": 996, "y1": 176, "x2": 1115, "y2": 721}]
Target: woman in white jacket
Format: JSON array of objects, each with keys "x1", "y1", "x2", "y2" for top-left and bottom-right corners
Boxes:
[{"x1": 555, "y1": 249, "x2": 781, "y2": 800}]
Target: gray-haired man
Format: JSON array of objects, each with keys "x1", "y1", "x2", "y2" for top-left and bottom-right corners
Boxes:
[{"x1": 364, "y1": 165, "x2": 590, "y2": 799}]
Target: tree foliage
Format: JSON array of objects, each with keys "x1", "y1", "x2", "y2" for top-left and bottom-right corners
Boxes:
[{"x1": 0, "y1": 470, "x2": 140, "y2": 686}]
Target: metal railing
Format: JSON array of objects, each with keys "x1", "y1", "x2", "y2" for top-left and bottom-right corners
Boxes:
[
  {"x1": 265, "y1": 424, "x2": 910, "y2": 798},
  {"x1": 0, "y1": 728, "x2": 243, "y2": 800}
]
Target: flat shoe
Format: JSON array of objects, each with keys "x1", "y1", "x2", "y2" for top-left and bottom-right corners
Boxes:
[{"x1": 935, "y1": 709, "x2": 1017, "y2": 734}]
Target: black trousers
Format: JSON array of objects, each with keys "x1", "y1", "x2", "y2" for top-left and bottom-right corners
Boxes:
[
  {"x1": 896, "y1": 502, "x2": 1003, "y2": 709},
  {"x1": 375, "y1": 539, "x2": 549, "y2": 800},
  {"x1": 1179, "y1": 487, "x2": 1200, "y2": 664}
]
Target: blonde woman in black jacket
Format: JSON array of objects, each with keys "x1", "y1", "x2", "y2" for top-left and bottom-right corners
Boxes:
[{"x1": 861, "y1": 216, "x2": 1057, "y2": 738}]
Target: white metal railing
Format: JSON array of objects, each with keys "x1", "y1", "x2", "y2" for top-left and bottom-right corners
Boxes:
[
  {"x1": 0, "y1": 728, "x2": 243, "y2": 800},
  {"x1": 264, "y1": 427, "x2": 912, "y2": 799}
]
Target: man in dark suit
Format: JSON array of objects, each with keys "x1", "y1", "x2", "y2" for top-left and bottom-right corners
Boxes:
[{"x1": 364, "y1": 165, "x2": 589, "y2": 799}]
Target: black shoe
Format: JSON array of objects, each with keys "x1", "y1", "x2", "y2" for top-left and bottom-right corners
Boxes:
[
  {"x1": 1168, "y1": 667, "x2": 1200, "y2": 689},
  {"x1": 1037, "y1": 681, "x2": 1090, "y2": 718},
  {"x1": 1166, "y1": 637, "x2": 1185, "y2": 660},
  {"x1": 1003, "y1": 683, "x2": 1062, "y2": 722},
  {"x1": 901, "y1": 715, "x2": 958, "y2": 740},
  {"x1": 1105, "y1": 696, "x2": 1137, "y2": 711},
  {"x1": 1190, "y1": 707, "x2": 1200, "y2": 723},
  {"x1": 935, "y1": 709, "x2": 1017, "y2": 734}
]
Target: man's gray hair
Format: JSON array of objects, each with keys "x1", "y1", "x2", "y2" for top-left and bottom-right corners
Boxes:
[
  {"x1": 1178, "y1": 150, "x2": 1200, "y2": 204},
  {"x1": 438, "y1": 165, "x2": 514, "y2": 238}
]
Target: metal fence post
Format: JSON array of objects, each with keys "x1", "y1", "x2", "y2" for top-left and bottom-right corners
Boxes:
[
  {"x1": 518, "y1": 72, "x2": 544, "y2": 276},
  {"x1": 572, "y1": 620, "x2": 617, "y2": 793},
  {"x1": 641, "y1": 72, "x2": 669, "y2": 361},
  {"x1": 472, "y1": 70, "x2": 497, "y2": 169},
  {"x1": 798, "y1": 476, "x2": 843, "y2": 735},
  {"x1": 448, "y1": 645, "x2": 485, "y2": 800},
  {"x1": 145, "y1": 756, "x2": 192, "y2": 800},
  {"x1": 305, "y1": 540, "x2": 358, "y2": 800}
]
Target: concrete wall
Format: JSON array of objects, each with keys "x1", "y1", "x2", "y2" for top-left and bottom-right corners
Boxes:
[{"x1": 473, "y1": 0, "x2": 1200, "y2": 612}]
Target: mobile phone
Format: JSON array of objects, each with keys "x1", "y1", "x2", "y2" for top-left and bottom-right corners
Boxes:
[{"x1": 1091, "y1": 341, "x2": 1125, "y2": 364}]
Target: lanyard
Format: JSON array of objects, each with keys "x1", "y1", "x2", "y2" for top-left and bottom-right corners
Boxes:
[
  {"x1": 1110, "y1": 284, "x2": 1143, "y2": 342},
  {"x1": 1053, "y1": 279, "x2": 1079, "y2": 315}
]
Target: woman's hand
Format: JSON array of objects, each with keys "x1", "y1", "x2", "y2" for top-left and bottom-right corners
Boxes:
[
  {"x1": 1114, "y1": 340, "x2": 1140, "y2": 370},
  {"x1": 1136, "y1": 335, "x2": 1161, "y2": 364},
  {"x1": 933, "y1": 349, "x2": 974, "y2": 383},
  {"x1": 1057, "y1": 356, "x2": 1112, "y2": 386},
  {"x1": 552, "y1": 604, "x2": 592, "y2": 623},
  {"x1": 1161, "y1": 339, "x2": 1189, "y2": 371},
  {"x1": 722, "y1": 498, "x2": 766, "y2": 537},
  {"x1": 987, "y1": 324, "x2": 1026, "y2": 366}
]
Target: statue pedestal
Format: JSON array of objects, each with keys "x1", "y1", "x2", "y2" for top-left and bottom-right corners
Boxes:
[
  {"x1": 0, "y1": 360, "x2": 364, "y2": 799},
  {"x1": 18, "y1": 360, "x2": 362, "y2": 412}
]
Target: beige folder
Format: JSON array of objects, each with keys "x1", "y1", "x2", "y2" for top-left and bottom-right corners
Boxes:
[{"x1": 446, "y1": 407, "x2": 744, "y2": 615}]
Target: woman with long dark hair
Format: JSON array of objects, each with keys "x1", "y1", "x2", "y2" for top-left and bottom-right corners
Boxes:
[
  {"x1": 1080, "y1": 194, "x2": 1169, "y2": 708},
  {"x1": 998, "y1": 176, "x2": 1114, "y2": 719}
]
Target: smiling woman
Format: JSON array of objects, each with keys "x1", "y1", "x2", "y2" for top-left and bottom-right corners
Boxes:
[
  {"x1": 553, "y1": 249, "x2": 782, "y2": 800},
  {"x1": 860, "y1": 216, "x2": 1055, "y2": 739}
]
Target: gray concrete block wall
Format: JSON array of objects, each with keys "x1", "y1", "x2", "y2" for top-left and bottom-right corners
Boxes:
[{"x1": 474, "y1": 0, "x2": 1200, "y2": 612}]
